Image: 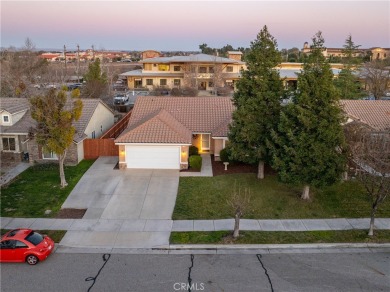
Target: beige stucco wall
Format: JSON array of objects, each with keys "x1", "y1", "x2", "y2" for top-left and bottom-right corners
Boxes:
[
  {"x1": 84, "y1": 103, "x2": 114, "y2": 138},
  {"x1": 213, "y1": 139, "x2": 224, "y2": 157},
  {"x1": 76, "y1": 141, "x2": 84, "y2": 163}
]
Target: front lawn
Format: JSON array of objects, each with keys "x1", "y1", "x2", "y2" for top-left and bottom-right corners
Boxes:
[
  {"x1": 170, "y1": 230, "x2": 390, "y2": 244},
  {"x1": 0, "y1": 160, "x2": 95, "y2": 218},
  {"x1": 173, "y1": 174, "x2": 390, "y2": 219}
]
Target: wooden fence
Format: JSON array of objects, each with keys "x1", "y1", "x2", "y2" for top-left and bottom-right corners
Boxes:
[
  {"x1": 83, "y1": 110, "x2": 132, "y2": 159},
  {"x1": 83, "y1": 139, "x2": 118, "y2": 159},
  {"x1": 101, "y1": 110, "x2": 132, "y2": 139}
]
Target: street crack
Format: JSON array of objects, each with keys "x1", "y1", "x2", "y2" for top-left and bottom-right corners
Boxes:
[
  {"x1": 187, "y1": 254, "x2": 195, "y2": 292},
  {"x1": 85, "y1": 253, "x2": 111, "y2": 292},
  {"x1": 257, "y1": 254, "x2": 274, "y2": 292}
]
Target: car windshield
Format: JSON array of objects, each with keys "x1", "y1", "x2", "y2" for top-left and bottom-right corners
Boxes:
[{"x1": 25, "y1": 231, "x2": 44, "y2": 246}]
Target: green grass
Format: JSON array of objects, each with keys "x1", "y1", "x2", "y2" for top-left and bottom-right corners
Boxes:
[
  {"x1": 1, "y1": 229, "x2": 67, "y2": 243},
  {"x1": 173, "y1": 174, "x2": 390, "y2": 220},
  {"x1": 0, "y1": 160, "x2": 95, "y2": 218},
  {"x1": 170, "y1": 230, "x2": 390, "y2": 244}
]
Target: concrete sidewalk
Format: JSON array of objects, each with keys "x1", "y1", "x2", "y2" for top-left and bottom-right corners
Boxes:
[
  {"x1": 0, "y1": 162, "x2": 31, "y2": 187},
  {"x1": 2, "y1": 217, "x2": 389, "y2": 251},
  {"x1": 2, "y1": 217, "x2": 389, "y2": 232}
]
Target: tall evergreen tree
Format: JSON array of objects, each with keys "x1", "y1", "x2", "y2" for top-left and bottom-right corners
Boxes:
[
  {"x1": 228, "y1": 25, "x2": 284, "y2": 179},
  {"x1": 269, "y1": 31, "x2": 347, "y2": 199},
  {"x1": 334, "y1": 35, "x2": 364, "y2": 99},
  {"x1": 82, "y1": 58, "x2": 108, "y2": 98}
]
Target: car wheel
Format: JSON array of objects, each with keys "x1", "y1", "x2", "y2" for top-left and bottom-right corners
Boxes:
[{"x1": 26, "y1": 255, "x2": 39, "y2": 265}]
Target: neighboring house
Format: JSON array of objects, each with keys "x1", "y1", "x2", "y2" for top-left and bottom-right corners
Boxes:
[
  {"x1": 302, "y1": 42, "x2": 390, "y2": 60},
  {"x1": 115, "y1": 96, "x2": 234, "y2": 169},
  {"x1": 0, "y1": 98, "x2": 115, "y2": 165},
  {"x1": 120, "y1": 52, "x2": 246, "y2": 91},
  {"x1": 119, "y1": 51, "x2": 344, "y2": 92},
  {"x1": 340, "y1": 100, "x2": 390, "y2": 132}
]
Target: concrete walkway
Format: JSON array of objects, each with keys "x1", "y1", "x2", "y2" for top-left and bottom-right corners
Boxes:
[
  {"x1": 180, "y1": 154, "x2": 213, "y2": 177},
  {"x1": 0, "y1": 162, "x2": 31, "y2": 187}
]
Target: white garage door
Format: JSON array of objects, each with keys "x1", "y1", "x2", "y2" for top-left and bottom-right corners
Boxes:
[{"x1": 126, "y1": 146, "x2": 180, "y2": 169}]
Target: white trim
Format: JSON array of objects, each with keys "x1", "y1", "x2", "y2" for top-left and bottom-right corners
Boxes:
[
  {"x1": 2, "y1": 115, "x2": 10, "y2": 123},
  {"x1": 116, "y1": 142, "x2": 191, "y2": 146}
]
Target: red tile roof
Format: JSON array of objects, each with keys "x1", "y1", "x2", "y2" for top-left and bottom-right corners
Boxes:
[
  {"x1": 118, "y1": 109, "x2": 192, "y2": 144},
  {"x1": 116, "y1": 96, "x2": 234, "y2": 144},
  {"x1": 340, "y1": 100, "x2": 390, "y2": 131}
]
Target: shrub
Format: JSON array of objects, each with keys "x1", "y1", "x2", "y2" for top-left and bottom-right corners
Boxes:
[
  {"x1": 171, "y1": 88, "x2": 181, "y2": 96},
  {"x1": 189, "y1": 155, "x2": 202, "y2": 170},
  {"x1": 219, "y1": 147, "x2": 231, "y2": 162},
  {"x1": 189, "y1": 145, "x2": 199, "y2": 156}
]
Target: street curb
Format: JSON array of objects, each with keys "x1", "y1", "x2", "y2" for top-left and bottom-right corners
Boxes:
[
  {"x1": 168, "y1": 243, "x2": 390, "y2": 250},
  {"x1": 54, "y1": 243, "x2": 390, "y2": 255}
]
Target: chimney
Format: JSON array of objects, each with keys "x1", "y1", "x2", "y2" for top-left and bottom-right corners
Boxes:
[{"x1": 228, "y1": 51, "x2": 242, "y2": 61}]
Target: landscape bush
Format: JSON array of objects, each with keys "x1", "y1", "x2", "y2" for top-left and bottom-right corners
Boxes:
[
  {"x1": 189, "y1": 155, "x2": 202, "y2": 170},
  {"x1": 189, "y1": 145, "x2": 199, "y2": 156}
]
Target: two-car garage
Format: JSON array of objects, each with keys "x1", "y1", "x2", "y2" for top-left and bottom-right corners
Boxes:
[{"x1": 125, "y1": 145, "x2": 181, "y2": 169}]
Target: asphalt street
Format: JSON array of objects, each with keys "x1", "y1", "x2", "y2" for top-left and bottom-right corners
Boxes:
[{"x1": 1, "y1": 252, "x2": 389, "y2": 292}]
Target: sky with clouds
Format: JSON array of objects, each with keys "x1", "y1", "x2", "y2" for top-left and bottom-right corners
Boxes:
[{"x1": 1, "y1": 0, "x2": 389, "y2": 51}]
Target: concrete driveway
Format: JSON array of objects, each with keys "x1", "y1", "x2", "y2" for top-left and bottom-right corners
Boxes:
[
  {"x1": 59, "y1": 157, "x2": 179, "y2": 249},
  {"x1": 62, "y1": 157, "x2": 179, "y2": 220}
]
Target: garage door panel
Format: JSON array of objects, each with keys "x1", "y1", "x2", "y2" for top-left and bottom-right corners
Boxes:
[{"x1": 126, "y1": 146, "x2": 180, "y2": 169}]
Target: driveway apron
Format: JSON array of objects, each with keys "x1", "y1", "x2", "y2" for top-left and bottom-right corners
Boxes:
[{"x1": 59, "y1": 157, "x2": 179, "y2": 249}]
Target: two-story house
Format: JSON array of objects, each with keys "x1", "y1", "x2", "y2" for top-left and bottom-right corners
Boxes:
[{"x1": 119, "y1": 51, "x2": 246, "y2": 92}]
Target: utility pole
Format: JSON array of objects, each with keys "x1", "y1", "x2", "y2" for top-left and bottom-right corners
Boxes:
[
  {"x1": 91, "y1": 45, "x2": 95, "y2": 60},
  {"x1": 64, "y1": 45, "x2": 67, "y2": 82},
  {"x1": 77, "y1": 44, "x2": 80, "y2": 83}
]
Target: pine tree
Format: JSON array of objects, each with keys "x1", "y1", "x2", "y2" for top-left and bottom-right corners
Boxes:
[
  {"x1": 270, "y1": 31, "x2": 347, "y2": 199},
  {"x1": 82, "y1": 58, "x2": 108, "y2": 98},
  {"x1": 334, "y1": 35, "x2": 364, "y2": 99},
  {"x1": 228, "y1": 25, "x2": 284, "y2": 179}
]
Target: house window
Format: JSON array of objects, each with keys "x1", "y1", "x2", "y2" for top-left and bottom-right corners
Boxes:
[
  {"x1": 146, "y1": 79, "x2": 153, "y2": 85},
  {"x1": 3, "y1": 115, "x2": 10, "y2": 123},
  {"x1": 2, "y1": 137, "x2": 15, "y2": 151},
  {"x1": 199, "y1": 67, "x2": 207, "y2": 73},
  {"x1": 158, "y1": 64, "x2": 169, "y2": 71},
  {"x1": 42, "y1": 147, "x2": 57, "y2": 160},
  {"x1": 209, "y1": 66, "x2": 214, "y2": 73},
  {"x1": 226, "y1": 66, "x2": 233, "y2": 72},
  {"x1": 208, "y1": 81, "x2": 214, "y2": 88},
  {"x1": 174, "y1": 79, "x2": 181, "y2": 86},
  {"x1": 160, "y1": 79, "x2": 167, "y2": 86},
  {"x1": 174, "y1": 66, "x2": 181, "y2": 72},
  {"x1": 92, "y1": 131, "x2": 96, "y2": 139}
]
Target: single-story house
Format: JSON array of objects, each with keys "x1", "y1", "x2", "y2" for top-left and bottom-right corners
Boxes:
[
  {"x1": 340, "y1": 100, "x2": 390, "y2": 132},
  {"x1": 0, "y1": 98, "x2": 115, "y2": 165},
  {"x1": 115, "y1": 96, "x2": 234, "y2": 169}
]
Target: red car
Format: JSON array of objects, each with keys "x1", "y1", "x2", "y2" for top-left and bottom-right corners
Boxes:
[{"x1": 0, "y1": 229, "x2": 54, "y2": 265}]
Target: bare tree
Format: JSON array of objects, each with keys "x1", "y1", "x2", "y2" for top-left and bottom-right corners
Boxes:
[
  {"x1": 344, "y1": 123, "x2": 390, "y2": 236},
  {"x1": 360, "y1": 60, "x2": 390, "y2": 99},
  {"x1": 0, "y1": 38, "x2": 48, "y2": 97},
  {"x1": 227, "y1": 185, "x2": 251, "y2": 238}
]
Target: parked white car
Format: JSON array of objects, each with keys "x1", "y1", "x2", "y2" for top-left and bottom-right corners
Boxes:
[{"x1": 114, "y1": 92, "x2": 129, "y2": 105}]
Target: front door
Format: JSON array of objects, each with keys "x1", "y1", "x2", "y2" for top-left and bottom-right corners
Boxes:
[{"x1": 201, "y1": 134, "x2": 210, "y2": 151}]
